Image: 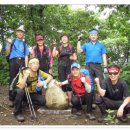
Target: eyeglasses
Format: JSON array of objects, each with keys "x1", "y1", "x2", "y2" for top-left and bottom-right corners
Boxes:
[{"x1": 108, "y1": 72, "x2": 119, "y2": 75}]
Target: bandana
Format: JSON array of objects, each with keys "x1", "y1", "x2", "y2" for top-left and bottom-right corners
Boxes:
[{"x1": 107, "y1": 67, "x2": 120, "y2": 72}]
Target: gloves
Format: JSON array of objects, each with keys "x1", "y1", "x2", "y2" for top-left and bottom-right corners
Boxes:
[
  {"x1": 80, "y1": 77, "x2": 85, "y2": 83},
  {"x1": 78, "y1": 34, "x2": 83, "y2": 41},
  {"x1": 42, "y1": 80, "x2": 47, "y2": 89},
  {"x1": 104, "y1": 67, "x2": 108, "y2": 74}
]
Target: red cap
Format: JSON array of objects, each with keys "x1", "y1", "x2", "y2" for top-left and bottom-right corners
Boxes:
[{"x1": 36, "y1": 35, "x2": 44, "y2": 41}]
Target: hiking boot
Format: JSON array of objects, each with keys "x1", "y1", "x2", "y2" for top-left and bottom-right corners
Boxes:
[
  {"x1": 86, "y1": 113, "x2": 96, "y2": 120},
  {"x1": 118, "y1": 115, "x2": 128, "y2": 123},
  {"x1": 15, "y1": 114, "x2": 25, "y2": 122},
  {"x1": 8, "y1": 100, "x2": 14, "y2": 107},
  {"x1": 98, "y1": 114, "x2": 107, "y2": 123},
  {"x1": 75, "y1": 110, "x2": 82, "y2": 116}
]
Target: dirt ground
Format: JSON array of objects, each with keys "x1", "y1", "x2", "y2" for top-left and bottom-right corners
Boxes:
[{"x1": 0, "y1": 86, "x2": 129, "y2": 126}]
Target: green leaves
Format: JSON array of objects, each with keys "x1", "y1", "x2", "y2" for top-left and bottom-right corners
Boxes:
[{"x1": 104, "y1": 109, "x2": 119, "y2": 125}]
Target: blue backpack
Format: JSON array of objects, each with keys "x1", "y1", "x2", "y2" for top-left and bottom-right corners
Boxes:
[{"x1": 80, "y1": 69, "x2": 94, "y2": 91}]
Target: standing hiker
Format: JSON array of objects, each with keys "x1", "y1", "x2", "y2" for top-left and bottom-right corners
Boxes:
[
  {"x1": 77, "y1": 29, "x2": 108, "y2": 107},
  {"x1": 77, "y1": 29, "x2": 107, "y2": 83},
  {"x1": 30, "y1": 34, "x2": 53, "y2": 74},
  {"x1": 52, "y1": 33, "x2": 77, "y2": 106},
  {"x1": 5, "y1": 25, "x2": 29, "y2": 107},
  {"x1": 57, "y1": 62, "x2": 96, "y2": 120},
  {"x1": 13, "y1": 58, "x2": 53, "y2": 122}
]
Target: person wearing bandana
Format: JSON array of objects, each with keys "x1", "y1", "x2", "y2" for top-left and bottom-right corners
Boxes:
[{"x1": 95, "y1": 65, "x2": 130, "y2": 123}]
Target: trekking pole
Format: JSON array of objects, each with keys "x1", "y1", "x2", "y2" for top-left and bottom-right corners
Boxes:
[
  {"x1": 25, "y1": 87, "x2": 33, "y2": 119},
  {"x1": 25, "y1": 87, "x2": 37, "y2": 120}
]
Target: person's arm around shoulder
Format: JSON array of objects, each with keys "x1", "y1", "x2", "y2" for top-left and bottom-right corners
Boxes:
[
  {"x1": 117, "y1": 96, "x2": 130, "y2": 117},
  {"x1": 95, "y1": 78, "x2": 106, "y2": 97},
  {"x1": 77, "y1": 34, "x2": 83, "y2": 53}
]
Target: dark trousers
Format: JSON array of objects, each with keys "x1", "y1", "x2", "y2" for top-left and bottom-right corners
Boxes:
[
  {"x1": 14, "y1": 88, "x2": 46, "y2": 115},
  {"x1": 86, "y1": 63, "x2": 104, "y2": 84},
  {"x1": 86, "y1": 63, "x2": 104, "y2": 104},
  {"x1": 71, "y1": 92, "x2": 94, "y2": 113},
  {"x1": 9, "y1": 58, "x2": 25, "y2": 101},
  {"x1": 58, "y1": 64, "x2": 72, "y2": 92},
  {"x1": 96, "y1": 95, "x2": 130, "y2": 115}
]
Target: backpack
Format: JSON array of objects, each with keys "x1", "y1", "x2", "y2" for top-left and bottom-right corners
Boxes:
[
  {"x1": 6, "y1": 39, "x2": 26, "y2": 62},
  {"x1": 80, "y1": 69, "x2": 94, "y2": 91}
]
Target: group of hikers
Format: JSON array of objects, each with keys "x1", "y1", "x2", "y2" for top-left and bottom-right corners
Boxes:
[{"x1": 5, "y1": 25, "x2": 130, "y2": 123}]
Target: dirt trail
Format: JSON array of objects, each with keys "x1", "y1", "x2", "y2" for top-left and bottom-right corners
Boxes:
[{"x1": 0, "y1": 86, "x2": 129, "y2": 125}]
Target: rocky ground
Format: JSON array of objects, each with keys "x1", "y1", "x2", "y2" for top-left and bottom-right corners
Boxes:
[{"x1": 0, "y1": 86, "x2": 129, "y2": 126}]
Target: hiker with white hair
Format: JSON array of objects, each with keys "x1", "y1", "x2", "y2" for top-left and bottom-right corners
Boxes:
[{"x1": 5, "y1": 25, "x2": 30, "y2": 107}]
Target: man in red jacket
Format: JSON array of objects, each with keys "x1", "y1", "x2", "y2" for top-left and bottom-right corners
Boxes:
[{"x1": 58, "y1": 62, "x2": 95, "y2": 120}]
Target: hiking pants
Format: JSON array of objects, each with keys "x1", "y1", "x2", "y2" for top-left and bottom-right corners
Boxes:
[
  {"x1": 58, "y1": 64, "x2": 72, "y2": 92},
  {"x1": 96, "y1": 95, "x2": 130, "y2": 115},
  {"x1": 86, "y1": 63, "x2": 104, "y2": 105},
  {"x1": 13, "y1": 88, "x2": 46, "y2": 115},
  {"x1": 71, "y1": 91, "x2": 94, "y2": 113},
  {"x1": 9, "y1": 58, "x2": 25, "y2": 101}
]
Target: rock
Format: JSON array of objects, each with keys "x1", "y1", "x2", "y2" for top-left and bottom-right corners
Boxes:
[
  {"x1": 45, "y1": 79, "x2": 69, "y2": 109},
  {"x1": 37, "y1": 108, "x2": 71, "y2": 115}
]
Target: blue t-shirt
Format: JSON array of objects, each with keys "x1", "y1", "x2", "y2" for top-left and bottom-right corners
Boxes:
[
  {"x1": 81, "y1": 41, "x2": 106, "y2": 64},
  {"x1": 6, "y1": 38, "x2": 29, "y2": 59}
]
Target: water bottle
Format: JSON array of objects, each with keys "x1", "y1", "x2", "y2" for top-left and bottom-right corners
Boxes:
[{"x1": 36, "y1": 75, "x2": 44, "y2": 93}]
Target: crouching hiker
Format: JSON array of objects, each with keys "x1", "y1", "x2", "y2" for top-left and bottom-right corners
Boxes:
[
  {"x1": 95, "y1": 65, "x2": 130, "y2": 123},
  {"x1": 57, "y1": 63, "x2": 95, "y2": 120},
  {"x1": 13, "y1": 58, "x2": 53, "y2": 122}
]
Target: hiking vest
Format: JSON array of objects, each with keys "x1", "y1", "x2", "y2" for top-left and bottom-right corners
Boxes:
[
  {"x1": 67, "y1": 73, "x2": 90, "y2": 96},
  {"x1": 34, "y1": 45, "x2": 50, "y2": 72}
]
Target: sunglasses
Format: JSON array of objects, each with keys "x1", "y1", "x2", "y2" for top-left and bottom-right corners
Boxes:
[{"x1": 108, "y1": 72, "x2": 119, "y2": 75}]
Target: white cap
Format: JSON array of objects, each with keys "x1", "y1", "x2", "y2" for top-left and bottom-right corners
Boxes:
[{"x1": 16, "y1": 25, "x2": 25, "y2": 32}]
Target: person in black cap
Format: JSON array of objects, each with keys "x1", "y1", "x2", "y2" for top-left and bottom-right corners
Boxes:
[{"x1": 95, "y1": 65, "x2": 130, "y2": 123}]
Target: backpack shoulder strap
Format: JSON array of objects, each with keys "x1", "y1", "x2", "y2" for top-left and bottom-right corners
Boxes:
[
  {"x1": 33, "y1": 45, "x2": 38, "y2": 57},
  {"x1": 10, "y1": 39, "x2": 16, "y2": 52},
  {"x1": 23, "y1": 41, "x2": 26, "y2": 56}
]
